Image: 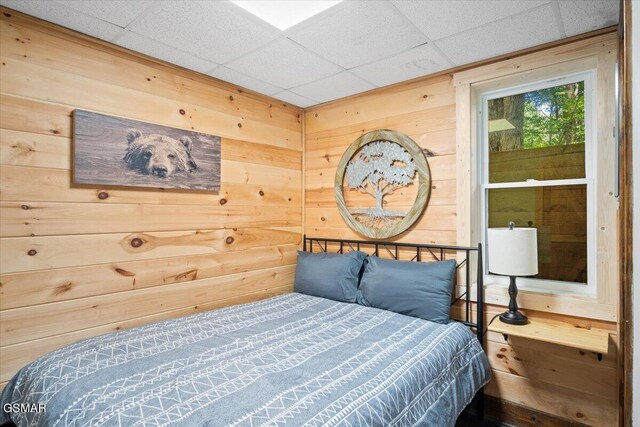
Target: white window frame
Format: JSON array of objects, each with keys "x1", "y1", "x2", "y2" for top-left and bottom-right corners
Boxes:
[{"x1": 477, "y1": 70, "x2": 597, "y2": 296}]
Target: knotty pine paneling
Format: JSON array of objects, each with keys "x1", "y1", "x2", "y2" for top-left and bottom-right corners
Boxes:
[
  {"x1": 304, "y1": 52, "x2": 618, "y2": 424},
  {"x1": 0, "y1": 9, "x2": 302, "y2": 383},
  {"x1": 0, "y1": 228, "x2": 301, "y2": 274}
]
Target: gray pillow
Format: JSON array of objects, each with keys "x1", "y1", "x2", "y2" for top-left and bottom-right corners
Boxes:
[
  {"x1": 294, "y1": 250, "x2": 367, "y2": 303},
  {"x1": 357, "y1": 257, "x2": 456, "y2": 324}
]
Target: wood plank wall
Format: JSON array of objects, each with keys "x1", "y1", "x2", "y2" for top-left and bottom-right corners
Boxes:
[
  {"x1": 0, "y1": 10, "x2": 302, "y2": 386},
  {"x1": 304, "y1": 47, "x2": 618, "y2": 426},
  {"x1": 305, "y1": 74, "x2": 457, "y2": 244}
]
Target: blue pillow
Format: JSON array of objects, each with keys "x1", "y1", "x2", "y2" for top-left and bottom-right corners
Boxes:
[
  {"x1": 357, "y1": 257, "x2": 456, "y2": 324},
  {"x1": 294, "y1": 250, "x2": 367, "y2": 303}
]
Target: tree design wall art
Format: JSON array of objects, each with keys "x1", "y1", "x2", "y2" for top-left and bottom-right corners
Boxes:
[
  {"x1": 345, "y1": 141, "x2": 417, "y2": 227},
  {"x1": 335, "y1": 129, "x2": 431, "y2": 239}
]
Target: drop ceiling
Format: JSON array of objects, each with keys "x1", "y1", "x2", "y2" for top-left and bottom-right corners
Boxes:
[{"x1": 0, "y1": 0, "x2": 619, "y2": 108}]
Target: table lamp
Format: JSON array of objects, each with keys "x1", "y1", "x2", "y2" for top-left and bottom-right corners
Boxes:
[{"x1": 487, "y1": 222, "x2": 538, "y2": 325}]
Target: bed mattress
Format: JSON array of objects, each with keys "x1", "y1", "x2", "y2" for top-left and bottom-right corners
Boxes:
[{"x1": 1, "y1": 293, "x2": 490, "y2": 427}]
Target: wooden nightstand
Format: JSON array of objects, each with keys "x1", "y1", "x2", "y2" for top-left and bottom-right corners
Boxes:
[{"x1": 487, "y1": 316, "x2": 610, "y2": 360}]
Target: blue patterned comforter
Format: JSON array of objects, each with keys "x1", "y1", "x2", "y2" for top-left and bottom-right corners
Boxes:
[{"x1": 1, "y1": 293, "x2": 490, "y2": 427}]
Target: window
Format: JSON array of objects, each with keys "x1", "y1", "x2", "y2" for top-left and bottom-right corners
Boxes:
[{"x1": 479, "y1": 71, "x2": 595, "y2": 295}]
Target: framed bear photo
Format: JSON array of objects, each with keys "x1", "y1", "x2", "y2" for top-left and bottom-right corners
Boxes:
[{"x1": 72, "y1": 110, "x2": 221, "y2": 192}]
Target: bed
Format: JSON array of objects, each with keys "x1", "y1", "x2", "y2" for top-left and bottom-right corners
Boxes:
[{"x1": 0, "y1": 237, "x2": 491, "y2": 427}]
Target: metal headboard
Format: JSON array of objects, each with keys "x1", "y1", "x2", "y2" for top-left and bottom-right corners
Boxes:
[{"x1": 302, "y1": 235, "x2": 486, "y2": 419}]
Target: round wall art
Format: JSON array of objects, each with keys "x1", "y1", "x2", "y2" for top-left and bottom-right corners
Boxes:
[{"x1": 334, "y1": 129, "x2": 431, "y2": 239}]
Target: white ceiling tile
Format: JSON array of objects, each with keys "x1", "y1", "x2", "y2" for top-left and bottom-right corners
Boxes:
[
  {"x1": 435, "y1": 5, "x2": 562, "y2": 66},
  {"x1": 287, "y1": 1, "x2": 427, "y2": 69},
  {"x1": 1, "y1": 0, "x2": 123, "y2": 41},
  {"x1": 226, "y1": 38, "x2": 342, "y2": 89},
  {"x1": 128, "y1": 1, "x2": 280, "y2": 64},
  {"x1": 558, "y1": 0, "x2": 619, "y2": 37},
  {"x1": 207, "y1": 66, "x2": 282, "y2": 96},
  {"x1": 291, "y1": 72, "x2": 375, "y2": 103},
  {"x1": 351, "y1": 44, "x2": 451, "y2": 87},
  {"x1": 117, "y1": 32, "x2": 217, "y2": 74},
  {"x1": 273, "y1": 90, "x2": 318, "y2": 108},
  {"x1": 393, "y1": 1, "x2": 550, "y2": 41},
  {"x1": 55, "y1": 0, "x2": 155, "y2": 28}
]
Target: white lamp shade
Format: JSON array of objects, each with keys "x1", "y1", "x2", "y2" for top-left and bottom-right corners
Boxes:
[{"x1": 487, "y1": 227, "x2": 538, "y2": 276}]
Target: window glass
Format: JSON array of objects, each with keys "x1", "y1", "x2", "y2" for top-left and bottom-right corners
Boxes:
[
  {"x1": 488, "y1": 82, "x2": 586, "y2": 183},
  {"x1": 487, "y1": 184, "x2": 587, "y2": 284}
]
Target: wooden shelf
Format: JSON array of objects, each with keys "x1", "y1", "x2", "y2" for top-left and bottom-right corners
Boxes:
[{"x1": 488, "y1": 317, "x2": 610, "y2": 355}]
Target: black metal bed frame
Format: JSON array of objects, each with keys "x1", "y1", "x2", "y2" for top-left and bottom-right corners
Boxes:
[{"x1": 302, "y1": 235, "x2": 485, "y2": 420}]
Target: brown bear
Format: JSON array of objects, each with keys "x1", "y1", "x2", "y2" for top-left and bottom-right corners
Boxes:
[{"x1": 123, "y1": 129, "x2": 197, "y2": 178}]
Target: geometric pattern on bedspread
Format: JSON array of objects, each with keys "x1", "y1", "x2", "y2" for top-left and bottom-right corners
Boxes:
[{"x1": 1, "y1": 293, "x2": 491, "y2": 427}]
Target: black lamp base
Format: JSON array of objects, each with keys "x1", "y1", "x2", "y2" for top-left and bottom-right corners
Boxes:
[
  {"x1": 498, "y1": 275, "x2": 529, "y2": 325},
  {"x1": 499, "y1": 310, "x2": 528, "y2": 325}
]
